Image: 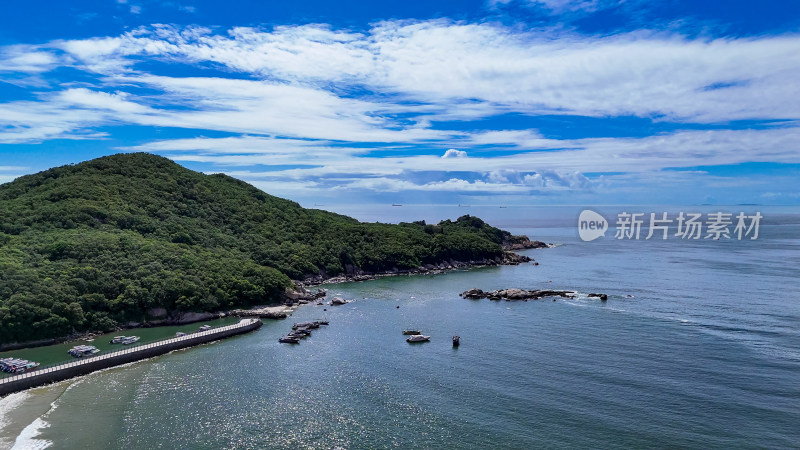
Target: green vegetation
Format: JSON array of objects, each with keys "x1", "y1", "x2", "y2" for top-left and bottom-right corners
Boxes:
[{"x1": 0, "y1": 153, "x2": 519, "y2": 344}]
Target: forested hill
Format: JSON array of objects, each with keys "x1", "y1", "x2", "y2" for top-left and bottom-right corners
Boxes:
[{"x1": 0, "y1": 153, "x2": 526, "y2": 344}]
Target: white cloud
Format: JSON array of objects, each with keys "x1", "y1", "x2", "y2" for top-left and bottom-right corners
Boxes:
[
  {"x1": 33, "y1": 22, "x2": 800, "y2": 123},
  {"x1": 1, "y1": 21, "x2": 799, "y2": 201},
  {"x1": 441, "y1": 149, "x2": 467, "y2": 158}
]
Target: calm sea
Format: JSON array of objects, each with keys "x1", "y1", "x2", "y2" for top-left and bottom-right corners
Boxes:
[{"x1": 1, "y1": 205, "x2": 798, "y2": 449}]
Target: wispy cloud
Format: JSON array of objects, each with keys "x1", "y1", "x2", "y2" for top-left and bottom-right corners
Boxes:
[{"x1": 0, "y1": 20, "x2": 798, "y2": 202}]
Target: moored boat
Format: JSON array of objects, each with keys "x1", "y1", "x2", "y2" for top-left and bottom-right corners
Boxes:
[
  {"x1": 1, "y1": 357, "x2": 40, "y2": 373},
  {"x1": 402, "y1": 330, "x2": 422, "y2": 335},
  {"x1": 122, "y1": 336, "x2": 140, "y2": 344},
  {"x1": 68, "y1": 345, "x2": 100, "y2": 357},
  {"x1": 279, "y1": 336, "x2": 300, "y2": 344},
  {"x1": 406, "y1": 335, "x2": 430, "y2": 343},
  {"x1": 110, "y1": 336, "x2": 126, "y2": 344}
]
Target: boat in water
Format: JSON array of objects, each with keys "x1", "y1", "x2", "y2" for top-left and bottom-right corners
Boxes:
[
  {"x1": 406, "y1": 335, "x2": 430, "y2": 343},
  {"x1": 331, "y1": 297, "x2": 348, "y2": 306},
  {"x1": 175, "y1": 332, "x2": 187, "y2": 337},
  {"x1": 198, "y1": 325, "x2": 212, "y2": 332},
  {"x1": 1, "y1": 357, "x2": 40, "y2": 374},
  {"x1": 402, "y1": 330, "x2": 422, "y2": 335},
  {"x1": 68, "y1": 345, "x2": 100, "y2": 358},
  {"x1": 453, "y1": 335, "x2": 460, "y2": 347},
  {"x1": 279, "y1": 336, "x2": 300, "y2": 344},
  {"x1": 110, "y1": 336, "x2": 126, "y2": 344},
  {"x1": 122, "y1": 336, "x2": 140, "y2": 345}
]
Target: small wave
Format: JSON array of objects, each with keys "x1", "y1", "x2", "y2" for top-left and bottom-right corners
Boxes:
[
  {"x1": 0, "y1": 391, "x2": 31, "y2": 431},
  {"x1": 12, "y1": 417, "x2": 52, "y2": 449}
]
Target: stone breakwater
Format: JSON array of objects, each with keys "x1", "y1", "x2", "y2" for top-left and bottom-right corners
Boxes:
[{"x1": 0, "y1": 318, "x2": 262, "y2": 397}]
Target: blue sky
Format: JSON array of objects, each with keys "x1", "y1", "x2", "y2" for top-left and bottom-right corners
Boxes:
[{"x1": 1, "y1": 0, "x2": 799, "y2": 206}]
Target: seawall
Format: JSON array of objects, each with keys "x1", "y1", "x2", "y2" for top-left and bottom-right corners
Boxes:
[{"x1": 0, "y1": 318, "x2": 262, "y2": 397}]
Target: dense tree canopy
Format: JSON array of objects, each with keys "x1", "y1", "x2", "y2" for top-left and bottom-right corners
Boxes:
[{"x1": 0, "y1": 153, "x2": 520, "y2": 344}]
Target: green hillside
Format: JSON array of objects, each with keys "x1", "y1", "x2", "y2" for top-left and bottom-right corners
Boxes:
[{"x1": 0, "y1": 153, "x2": 523, "y2": 344}]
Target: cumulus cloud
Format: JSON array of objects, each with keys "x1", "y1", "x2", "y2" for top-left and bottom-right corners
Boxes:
[{"x1": 441, "y1": 149, "x2": 467, "y2": 158}]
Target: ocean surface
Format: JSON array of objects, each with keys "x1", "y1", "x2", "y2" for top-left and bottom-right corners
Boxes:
[{"x1": 1, "y1": 205, "x2": 798, "y2": 449}]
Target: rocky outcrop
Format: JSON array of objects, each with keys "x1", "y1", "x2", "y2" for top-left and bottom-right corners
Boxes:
[
  {"x1": 285, "y1": 284, "x2": 327, "y2": 302},
  {"x1": 460, "y1": 288, "x2": 577, "y2": 300},
  {"x1": 502, "y1": 236, "x2": 552, "y2": 250},
  {"x1": 461, "y1": 288, "x2": 609, "y2": 301}
]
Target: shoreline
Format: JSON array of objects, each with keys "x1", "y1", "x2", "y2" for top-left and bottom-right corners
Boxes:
[{"x1": 2, "y1": 245, "x2": 551, "y2": 351}]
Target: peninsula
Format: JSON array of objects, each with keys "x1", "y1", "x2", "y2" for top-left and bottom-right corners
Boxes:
[{"x1": 0, "y1": 153, "x2": 542, "y2": 346}]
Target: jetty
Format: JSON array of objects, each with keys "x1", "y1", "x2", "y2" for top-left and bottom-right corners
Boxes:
[{"x1": 0, "y1": 318, "x2": 262, "y2": 396}]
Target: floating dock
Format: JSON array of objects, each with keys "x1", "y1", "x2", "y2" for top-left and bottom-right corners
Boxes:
[{"x1": 0, "y1": 318, "x2": 262, "y2": 396}]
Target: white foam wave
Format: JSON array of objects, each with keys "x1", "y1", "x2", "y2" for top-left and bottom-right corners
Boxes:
[
  {"x1": 11, "y1": 416, "x2": 52, "y2": 450},
  {"x1": 0, "y1": 391, "x2": 31, "y2": 430}
]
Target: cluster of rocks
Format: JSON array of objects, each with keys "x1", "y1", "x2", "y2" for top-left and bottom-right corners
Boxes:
[
  {"x1": 460, "y1": 288, "x2": 578, "y2": 301},
  {"x1": 460, "y1": 288, "x2": 609, "y2": 302},
  {"x1": 284, "y1": 284, "x2": 328, "y2": 305}
]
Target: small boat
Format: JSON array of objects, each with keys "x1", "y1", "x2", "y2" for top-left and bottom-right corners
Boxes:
[
  {"x1": 331, "y1": 297, "x2": 348, "y2": 306},
  {"x1": 392, "y1": 204, "x2": 403, "y2": 206},
  {"x1": 199, "y1": 325, "x2": 212, "y2": 332},
  {"x1": 1, "y1": 358, "x2": 40, "y2": 373},
  {"x1": 402, "y1": 330, "x2": 422, "y2": 335},
  {"x1": 452, "y1": 335, "x2": 460, "y2": 347},
  {"x1": 279, "y1": 336, "x2": 300, "y2": 344},
  {"x1": 122, "y1": 336, "x2": 140, "y2": 345},
  {"x1": 68, "y1": 345, "x2": 100, "y2": 358},
  {"x1": 406, "y1": 335, "x2": 430, "y2": 343},
  {"x1": 315, "y1": 320, "x2": 329, "y2": 325},
  {"x1": 110, "y1": 336, "x2": 126, "y2": 344},
  {"x1": 175, "y1": 332, "x2": 187, "y2": 337}
]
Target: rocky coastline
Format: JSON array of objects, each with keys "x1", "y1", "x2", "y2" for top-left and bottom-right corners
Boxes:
[
  {"x1": 2, "y1": 238, "x2": 552, "y2": 351},
  {"x1": 301, "y1": 239, "x2": 550, "y2": 286}
]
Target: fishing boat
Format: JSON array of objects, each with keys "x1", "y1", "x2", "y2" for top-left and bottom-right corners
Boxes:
[
  {"x1": 402, "y1": 330, "x2": 422, "y2": 335},
  {"x1": 453, "y1": 335, "x2": 460, "y2": 347},
  {"x1": 406, "y1": 335, "x2": 430, "y2": 343},
  {"x1": 279, "y1": 336, "x2": 300, "y2": 344},
  {"x1": 1, "y1": 358, "x2": 40, "y2": 373},
  {"x1": 68, "y1": 345, "x2": 100, "y2": 358}
]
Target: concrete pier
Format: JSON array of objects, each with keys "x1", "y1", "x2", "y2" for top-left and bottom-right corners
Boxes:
[{"x1": 0, "y1": 318, "x2": 262, "y2": 396}]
